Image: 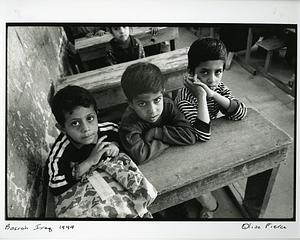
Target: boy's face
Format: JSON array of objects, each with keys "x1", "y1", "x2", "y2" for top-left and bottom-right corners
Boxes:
[
  {"x1": 194, "y1": 60, "x2": 224, "y2": 90},
  {"x1": 59, "y1": 106, "x2": 98, "y2": 147},
  {"x1": 130, "y1": 91, "x2": 164, "y2": 123},
  {"x1": 111, "y1": 27, "x2": 130, "y2": 42}
]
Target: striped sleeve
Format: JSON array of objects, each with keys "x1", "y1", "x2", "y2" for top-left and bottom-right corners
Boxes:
[
  {"x1": 218, "y1": 83, "x2": 247, "y2": 120},
  {"x1": 227, "y1": 101, "x2": 247, "y2": 120},
  {"x1": 175, "y1": 88, "x2": 211, "y2": 142},
  {"x1": 47, "y1": 134, "x2": 73, "y2": 195},
  {"x1": 98, "y1": 121, "x2": 120, "y2": 144}
]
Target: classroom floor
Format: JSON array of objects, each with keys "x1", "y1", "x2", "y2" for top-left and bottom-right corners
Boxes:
[{"x1": 161, "y1": 27, "x2": 295, "y2": 219}]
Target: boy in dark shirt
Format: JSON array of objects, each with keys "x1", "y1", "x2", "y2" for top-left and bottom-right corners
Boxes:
[
  {"x1": 119, "y1": 62, "x2": 196, "y2": 164},
  {"x1": 47, "y1": 85, "x2": 119, "y2": 195},
  {"x1": 105, "y1": 26, "x2": 145, "y2": 65}
]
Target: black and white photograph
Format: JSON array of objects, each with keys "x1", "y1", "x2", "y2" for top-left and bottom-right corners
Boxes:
[{"x1": 1, "y1": 0, "x2": 299, "y2": 239}]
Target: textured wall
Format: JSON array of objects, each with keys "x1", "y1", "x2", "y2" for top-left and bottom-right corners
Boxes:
[{"x1": 7, "y1": 26, "x2": 70, "y2": 218}]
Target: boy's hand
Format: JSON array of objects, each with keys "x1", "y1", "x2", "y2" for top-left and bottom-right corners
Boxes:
[
  {"x1": 150, "y1": 27, "x2": 159, "y2": 36},
  {"x1": 89, "y1": 135, "x2": 110, "y2": 165},
  {"x1": 94, "y1": 29, "x2": 106, "y2": 36},
  {"x1": 85, "y1": 32, "x2": 94, "y2": 38},
  {"x1": 184, "y1": 74, "x2": 207, "y2": 99},
  {"x1": 193, "y1": 81, "x2": 215, "y2": 98},
  {"x1": 105, "y1": 142, "x2": 119, "y2": 157}
]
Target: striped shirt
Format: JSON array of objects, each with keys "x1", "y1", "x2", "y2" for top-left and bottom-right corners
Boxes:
[
  {"x1": 46, "y1": 122, "x2": 119, "y2": 195},
  {"x1": 175, "y1": 82, "x2": 247, "y2": 141}
]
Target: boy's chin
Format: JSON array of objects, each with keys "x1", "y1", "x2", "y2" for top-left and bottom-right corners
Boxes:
[{"x1": 146, "y1": 115, "x2": 161, "y2": 123}]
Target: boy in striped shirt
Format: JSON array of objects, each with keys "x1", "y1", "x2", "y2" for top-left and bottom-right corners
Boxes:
[
  {"x1": 46, "y1": 85, "x2": 119, "y2": 196},
  {"x1": 175, "y1": 38, "x2": 247, "y2": 218}
]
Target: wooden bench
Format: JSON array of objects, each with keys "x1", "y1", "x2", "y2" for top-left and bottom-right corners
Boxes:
[
  {"x1": 55, "y1": 47, "x2": 188, "y2": 112},
  {"x1": 256, "y1": 37, "x2": 286, "y2": 73},
  {"x1": 45, "y1": 48, "x2": 292, "y2": 219},
  {"x1": 75, "y1": 27, "x2": 179, "y2": 65}
]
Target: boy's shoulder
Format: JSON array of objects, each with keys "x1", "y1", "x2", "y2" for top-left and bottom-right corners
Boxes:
[
  {"x1": 129, "y1": 35, "x2": 143, "y2": 47},
  {"x1": 47, "y1": 132, "x2": 72, "y2": 160}
]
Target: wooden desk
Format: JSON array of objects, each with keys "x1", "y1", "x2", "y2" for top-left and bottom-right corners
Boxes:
[
  {"x1": 56, "y1": 47, "x2": 188, "y2": 109},
  {"x1": 75, "y1": 27, "x2": 179, "y2": 63},
  {"x1": 140, "y1": 108, "x2": 291, "y2": 217}
]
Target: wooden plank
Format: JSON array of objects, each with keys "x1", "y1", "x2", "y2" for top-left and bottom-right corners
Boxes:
[
  {"x1": 139, "y1": 108, "x2": 292, "y2": 196},
  {"x1": 75, "y1": 27, "x2": 179, "y2": 62},
  {"x1": 55, "y1": 47, "x2": 188, "y2": 93}
]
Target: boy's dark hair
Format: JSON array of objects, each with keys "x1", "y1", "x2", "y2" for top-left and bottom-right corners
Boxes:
[
  {"x1": 121, "y1": 62, "x2": 165, "y2": 102},
  {"x1": 50, "y1": 85, "x2": 97, "y2": 126},
  {"x1": 188, "y1": 38, "x2": 227, "y2": 74}
]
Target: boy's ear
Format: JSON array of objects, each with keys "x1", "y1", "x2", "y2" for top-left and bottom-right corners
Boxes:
[{"x1": 55, "y1": 123, "x2": 66, "y2": 133}]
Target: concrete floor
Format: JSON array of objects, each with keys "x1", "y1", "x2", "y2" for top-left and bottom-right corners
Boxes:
[{"x1": 169, "y1": 27, "x2": 295, "y2": 219}]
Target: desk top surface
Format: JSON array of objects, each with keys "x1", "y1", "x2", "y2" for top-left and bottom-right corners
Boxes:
[
  {"x1": 75, "y1": 27, "x2": 171, "y2": 50},
  {"x1": 139, "y1": 108, "x2": 292, "y2": 194}
]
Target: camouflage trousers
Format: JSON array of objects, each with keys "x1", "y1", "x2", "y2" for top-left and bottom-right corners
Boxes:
[{"x1": 54, "y1": 153, "x2": 157, "y2": 218}]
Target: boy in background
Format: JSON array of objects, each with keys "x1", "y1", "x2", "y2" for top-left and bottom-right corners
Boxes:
[
  {"x1": 105, "y1": 26, "x2": 145, "y2": 65},
  {"x1": 119, "y1": 62, "x2": 196, "y2": 164},
  {"x1": 175, "y1": 38, "x2": 247, "y2": 218}
]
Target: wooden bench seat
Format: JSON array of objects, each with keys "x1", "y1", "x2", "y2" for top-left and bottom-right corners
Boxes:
[
  {"x1": 46, "y1": 47, "x2": 292, "y2": 219},
  {"x1": 256, "y1": 37, "x2": 286, "y2": 73}
]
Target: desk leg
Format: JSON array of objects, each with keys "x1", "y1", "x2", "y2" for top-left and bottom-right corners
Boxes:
[
  {"x1": 243, "y1": 166, "x2": 280, "y2": 218},
  {"x1": 170, "y1": 39, "x2": 176, "y2": 51},
  {"x1": 235, "y1": 27, "x2": 257, "y2": 75}
]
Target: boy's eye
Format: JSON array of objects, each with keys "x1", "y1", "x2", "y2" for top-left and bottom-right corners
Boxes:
[
  {"x1": 87, "y1": 115, "x2": 95, "y2": 122},
  {"x1": 215, "y1": 69, "x2": 223, "y2": 76},
  {"x1": 199, "y1": 70, "x2": 208, "y2": 75},
  {"x1": 138, "y1": 102, "x2": 146, "y2": 107},
  {"x1": 71, "y1": 121, "x2": 80, "y2": 127},
  {"x1": 154, "y1": 97, "x2": 162, "y2": 104}
]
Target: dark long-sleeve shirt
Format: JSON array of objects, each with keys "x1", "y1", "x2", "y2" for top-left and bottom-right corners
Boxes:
[
  {"x1": 105, "y1": 35, "x2": 145, "y2": 65},
  {"x1": 175, "y1": 81, "x2": 247, "y2": 141},
  {"x1": 46, "y1": 122, "x2": 119, "y2": 196},
  {"x1": 119, "y1": 97, "x2": 196, "y2": 164}
]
